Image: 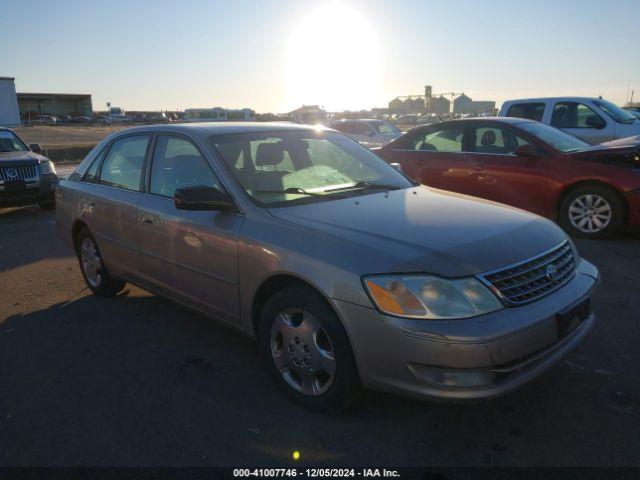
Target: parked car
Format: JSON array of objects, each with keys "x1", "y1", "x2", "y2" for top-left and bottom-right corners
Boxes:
[
  {"x1": 31, "y1": 114, "x2": 59, "y2": 126},
  {"x1": 0, "y1": 128, "x2": 57, "y2": 209},
  {"x1": 499, "y1": 97, "x2": 640, "y2": 144},
  {"x1": 376, "y1": 117, "x2": 640, "y2": 239},
  {"x1": 330, "y1": 119, "x2": 402, "y2": 148},
  {"x1": 56, "y1": 123, "x2": 599, "y2": 411}
]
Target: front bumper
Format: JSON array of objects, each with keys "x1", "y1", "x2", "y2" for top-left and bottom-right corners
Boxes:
[
  {"x1": 0, "y1": 173, "x2": 57, "y2": 207},
  {"x1": 331, "y1": 258, "x2": 599, "y2": 401}
]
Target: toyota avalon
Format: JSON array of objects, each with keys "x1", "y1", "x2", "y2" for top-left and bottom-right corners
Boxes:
[{"x1": 56, "y1": 123, "x2": 599, "y2": 411}]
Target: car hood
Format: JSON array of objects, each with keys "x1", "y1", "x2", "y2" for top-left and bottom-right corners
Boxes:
[
  {"x1": 267, "y1": 186, "x2": 568, "y2": 277},
  {"x1": 571, "y1": 141, "x2": 640, "y2": 169},
  {"x1": 0, "y1": 150, "x2": 45, "y2": 166}
]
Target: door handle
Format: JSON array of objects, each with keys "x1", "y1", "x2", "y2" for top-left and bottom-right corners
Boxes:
[
  {"x1": 472, "y1": 163, "x2": 487, "y2": 171},
  {"x1": 139, "y1": 214, "x2": 154, "y2": 225}
]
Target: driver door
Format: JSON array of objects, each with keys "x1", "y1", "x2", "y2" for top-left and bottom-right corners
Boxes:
[{"x1": 137, "y1": 133, "x2": 244, "y2": 323}]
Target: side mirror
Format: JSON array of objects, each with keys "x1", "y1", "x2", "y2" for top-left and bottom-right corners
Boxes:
[
  {"x1": 174, "y1": 186, "x2": 235, "y2": 211},
  {"x1": 389, "y1": 162, "x2": 403, "y2": 173},
  {"x1": 586, "y1": 115, "x2": 606, "y2": 129},
  {"x1": 30, "y1": 143, "x2": 43, "y2": 153},
  {"x1": 515, "y1": 144, "x2": 539, "y2": 157}
]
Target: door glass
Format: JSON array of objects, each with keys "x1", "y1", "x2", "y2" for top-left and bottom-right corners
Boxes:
[
  {"x1": 411, "y1": 125, "x2": 464, "y2": 152},
  {"x1": 99, "y1": 135, "x2": 149, "y2": 191},
  {"x1": 471, "y1": 126, "x2": 531, "y2": 155},
  {"x1": 551, "y1": 102, "x2": 604, "y2": 128},
  {"x1": 506, "y1": 103, "x2": 545, "y2": 121},
  {"x1": 149, "y1": 135, "x2": 222, "y2": 197}
]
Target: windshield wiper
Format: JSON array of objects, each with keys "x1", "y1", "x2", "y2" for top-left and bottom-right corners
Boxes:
[
  {"x1": 324, "y1": 181, "x2": 401, "y2": 193},
  {"x1": 256, "y1": 187, "x2": 326, "y2": 197}
]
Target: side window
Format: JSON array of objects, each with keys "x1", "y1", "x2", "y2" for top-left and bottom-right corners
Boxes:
[
  {"x1": 551, "y1": 102, "x2": 604, "y2": 129},
  {"x1": 473, "y1": 126, "x2": 530, "y2": 155},
  {"x1": 506, "y1": 103, "x2": 545, "y2": 122},
  {"x1": 99, "y1": 135, "x2": 149, "y2": 191},
  {"x1": 82, "y1": 150, "x2": 104, "y2": 183},
  {"x1": 410, "y1": 125, "x2": 464, "y2": 152},
  {"x1": 471, "y1": 126, "x2": 531, "y2": 155},
  {"x1": 149, "y1": 135, "x2": 222, "y2": 197}
]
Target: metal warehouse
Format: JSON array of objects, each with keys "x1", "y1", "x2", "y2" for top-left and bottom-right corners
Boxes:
[{"x1": 17, "y1": 92, "x2": 93, "y2": 119}]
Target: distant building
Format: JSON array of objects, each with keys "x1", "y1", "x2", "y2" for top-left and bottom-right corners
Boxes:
[
  {"x1": 290, "y1": 105, "x2": 327, "y2": 124},
  {"x1": 431, "y1": 95, "x2": 451, "y2": 115},
  {"x1": 453, "y1": 93, "x2": 495, "y2": 115},
  {"x1": 17, "y1": 92, "x2": 93, "y2": 120},
  {"x1": 0, "y1": 77, "x2": 21, "y2": 126},
  {"x1": 183, "y1": 107, "x2": 255, "y2": 121},
  {"x1": 388, "y1": 96, "x2": 426, "y2": 114}
]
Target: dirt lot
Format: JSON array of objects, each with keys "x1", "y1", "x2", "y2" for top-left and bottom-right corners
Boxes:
[
  {"x1": 13, "y1": 125, "x2": 132, "y2": 163},
  {"x1": 0, "y1": 205, "x2": 638, "y2": 467}
]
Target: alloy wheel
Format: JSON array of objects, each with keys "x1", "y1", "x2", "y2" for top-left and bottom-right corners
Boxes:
[
  {"x1": 80, "y1": 237, "x2": 103, "y2": 288},
  {"x1": 568, "y1": 194, "x2": 612, "y2": 234},
  {"x1": 270, "y1": 309, "x2": 336, "y2": 396}
]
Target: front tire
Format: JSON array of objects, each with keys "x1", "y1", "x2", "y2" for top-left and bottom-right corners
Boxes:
[
  {"x1": 559, "y1": 185, "x2": 625, "y2": 239},
  {"x1": 75, "y1": 227, "x2": 125, "y2": 297},
  {"x1": 258, "y1": 285, "x2": 361, "y2": 412}
]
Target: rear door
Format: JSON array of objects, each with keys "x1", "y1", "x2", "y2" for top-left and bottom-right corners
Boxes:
[
  {"x1": 136, "y1": 133, "x2": 243, "y2": 323},
  {"x1": 549, "y1": 101, "x2": 614, "y2": 144},
  {"x1": 383, "y1": 123, "x2": 469, "y2": 194},
  {"x1": 465, "y1": 122, "x2": 550, "y2": 215},
  {"x1": 85, "y1": 133, "x2": 150, "y2": 278}
]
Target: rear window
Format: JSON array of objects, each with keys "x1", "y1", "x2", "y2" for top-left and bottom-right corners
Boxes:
[{"x1": 506, "y1": 103, "x2": 545, "y2": 122}]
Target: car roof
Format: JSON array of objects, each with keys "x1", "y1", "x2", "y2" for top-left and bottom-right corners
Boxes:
[
  {"x1": 503, "y1": 97, "x2": 601, "y2": 104},
  {"x1": 331, "y1": 118, "x2": 387, "y2": 123},
  {"x1": 110, "y1": 121, "x2": 329, "y2": 137},
  {"x1": 417, "y1": 117, "x2": 535, "y2": 125}
]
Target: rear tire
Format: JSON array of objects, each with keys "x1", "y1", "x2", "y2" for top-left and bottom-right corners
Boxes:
[
  {"x1": 258, "y1": 285, "x2": 361, "y2": 412},
  {"x1": 559, "y1": 185, "x2": 625, "y2": 239},
  {"x1": 75, "y1": 227, "x2": 125, "y2": 297}
]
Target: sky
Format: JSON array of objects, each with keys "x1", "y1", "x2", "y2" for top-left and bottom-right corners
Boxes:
[{"x1": 1, "y1": 0, "x2": 639, "y2": 113}]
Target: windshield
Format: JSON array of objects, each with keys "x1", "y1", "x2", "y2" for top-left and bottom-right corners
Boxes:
[
  {"x1": 593, "y1": 99, "x2": 637, "y2": 124},
  {"x1": 0, "y1": 130, "x2": 29, "y2": 153},
  {"x1": 371, "y1": 121, "x2": 400, "y2": 135},
  {"x1": 212, "y1": 129, "x2": 412, "y2": 206},
  {"x1": 517, "y1": 121, "x2": 590, "y2": 153}
]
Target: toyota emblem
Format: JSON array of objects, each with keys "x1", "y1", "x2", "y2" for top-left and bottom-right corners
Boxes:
[
  {"x1": 6, "y1": 168, "x2": 18, "y2": 180},
  {"x1": 545, "y1": 264, "x2": 558, "y2": 280}
]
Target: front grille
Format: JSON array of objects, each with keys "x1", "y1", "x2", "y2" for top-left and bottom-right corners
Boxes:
[
  {"x1": 0, "y1": 165, "x2": 38, "y2": 181},
  {"x1": 479, "y1": 241, "x2": 576, "y2": 305}
]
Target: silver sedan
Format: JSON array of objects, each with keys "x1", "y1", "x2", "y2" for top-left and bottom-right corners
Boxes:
[{"x1": 56, "y1": 122, "x2": 599, "y2": 411}]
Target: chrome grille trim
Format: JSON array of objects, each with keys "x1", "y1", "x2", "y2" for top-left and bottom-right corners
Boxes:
[
  {"x1": 477, "y1": 241, "x2": 576, "y2": 306},
  {"x1": 0, "y1": 164, "x2": 39, "y2": 182}
]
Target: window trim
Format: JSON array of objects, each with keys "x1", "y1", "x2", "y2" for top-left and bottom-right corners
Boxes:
[{"x1": 550, "y1": 101, "x2": 607, "y2": 130}]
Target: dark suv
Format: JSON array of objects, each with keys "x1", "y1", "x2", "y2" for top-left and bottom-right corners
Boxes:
[{"x1": 0, "y1": 127, "x2": 57, "y2": 209}]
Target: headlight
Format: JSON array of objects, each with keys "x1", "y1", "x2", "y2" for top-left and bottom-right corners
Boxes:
[
  {"x1": 39, "y1": 160, "x2": 56, "y2": 175},
  {"x1": 363, "y1": 274, "x2": 503, "y2": 319}
]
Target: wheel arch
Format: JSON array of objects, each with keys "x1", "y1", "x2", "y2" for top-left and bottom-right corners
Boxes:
[
  {"x1": 250, "y1": 273, "x2": 334, "y2": 339},
  {"x1": 557, "y1": 180, "x2": 628, "y2": 221},
  {"x1": 71, "y1": 219, "x2": 89, "y2": 252}
]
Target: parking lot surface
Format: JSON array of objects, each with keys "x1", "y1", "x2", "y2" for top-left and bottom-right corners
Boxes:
[{"x1": 0, "y1": 206, "x2": 638, "y2": 466}]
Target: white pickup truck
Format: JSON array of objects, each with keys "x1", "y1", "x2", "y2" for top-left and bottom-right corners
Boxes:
[{"x1": 499, "y1": 97, "x2": 640, "y2": 145}]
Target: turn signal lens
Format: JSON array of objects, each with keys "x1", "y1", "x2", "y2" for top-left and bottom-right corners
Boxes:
[{"x1": 365, "y1": 280, "x2": 406, "y2": 315}]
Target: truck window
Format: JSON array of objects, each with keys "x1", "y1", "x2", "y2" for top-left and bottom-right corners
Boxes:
[
  {"x1": 551, "y1": 102, "x2": 604, "y2": 129},
  {"x1": 506, "y1": 103, "x2": 545, "y2": 121}
]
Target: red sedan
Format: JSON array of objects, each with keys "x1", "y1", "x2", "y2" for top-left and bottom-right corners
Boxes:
[{"x1": 377, "y1": 117, "x2": 640, "y2": 239}]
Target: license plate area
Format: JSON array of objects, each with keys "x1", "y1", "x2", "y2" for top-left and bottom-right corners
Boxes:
[
  {"x1": 556, "y1": 298, "x2": 590, "y2": 338},
  {"x1": 2, "y1": 180, "x2": 26, "y2": 192}
]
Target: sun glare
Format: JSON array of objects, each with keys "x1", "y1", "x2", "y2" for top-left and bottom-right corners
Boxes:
[{"x1": 284, "y1": 3, "x2": 382, "y2": 112}]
